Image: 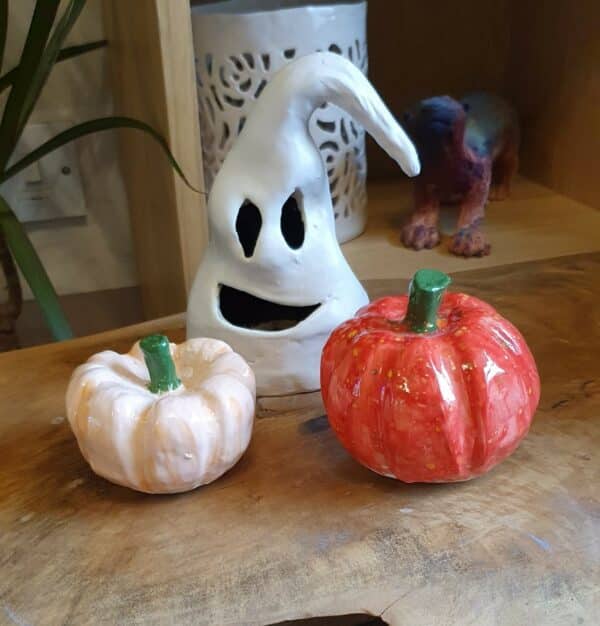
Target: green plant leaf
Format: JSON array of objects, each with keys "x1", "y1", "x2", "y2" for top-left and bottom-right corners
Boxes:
[
  {"x1": 0, "y1": 40, "x2": 107, "y2": 95},
  {"x1": 16, "y1": 0, "x2": 88, "y2": 146},
  {"x1": 0, "y1": 0, "x2": 61, "y2": 172},
  {"x1": 1, "y1": 116, "x2": 200, "y2": 192},
  {"x1": 0, "y1": 195, "x2": 72, "y2": 341},
  {"x1": 0, "y1": 0, "x2": 8, "y2": 74}
]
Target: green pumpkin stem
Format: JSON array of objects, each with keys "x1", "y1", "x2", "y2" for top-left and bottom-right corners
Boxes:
[
  {"x1": 405, "y1": 269, "x2": 451, "y2": 333},
  {"x1": 140, "y1": 334, "x2": 181, "y2": 393}
]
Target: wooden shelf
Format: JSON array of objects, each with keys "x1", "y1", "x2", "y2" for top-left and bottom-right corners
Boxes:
[
  {"x1": 102, "y1": 0, "x2": 207, "y2": 319},
  {"x1": 343, "y1": 177, "x2": 600, "y2": 282},
  {"x1": 103, "y1": 0, "x2": 599, "y2": 317}
]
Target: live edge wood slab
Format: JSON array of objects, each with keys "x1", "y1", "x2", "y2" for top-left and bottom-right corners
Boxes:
[{"x1": 1, "y1": 254, "x2": 599, "y2": 626}]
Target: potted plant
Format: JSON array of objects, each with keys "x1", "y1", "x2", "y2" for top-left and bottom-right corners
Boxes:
[{"x1": 0, "y1": 0, "x2": 192, "y2": 348}]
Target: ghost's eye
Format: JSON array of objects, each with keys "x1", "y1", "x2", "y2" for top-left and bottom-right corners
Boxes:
[
  {"x1": 280, "y1": 194, "x2": 304, "y2": 249},
  {"x1": 236, "y1": 200, "x2": 262, "y2": 258}
]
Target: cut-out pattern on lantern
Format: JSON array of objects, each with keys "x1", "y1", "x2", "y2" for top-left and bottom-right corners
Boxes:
[
  {"x1": 187, "y1": 52, "x2": 419, "y2": 397},
  {"x1": 191, "y1": 1, "x2": 368, "y2": 243}
]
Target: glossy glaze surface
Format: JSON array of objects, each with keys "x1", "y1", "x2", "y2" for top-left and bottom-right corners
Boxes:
[{"x1": 321, "y1": 292, "x2": 540, "y2": 482}]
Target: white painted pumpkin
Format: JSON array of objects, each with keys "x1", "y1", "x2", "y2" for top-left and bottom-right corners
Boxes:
[{"x1": 66, "y1": 335, "x2": 256, "y2": 494}]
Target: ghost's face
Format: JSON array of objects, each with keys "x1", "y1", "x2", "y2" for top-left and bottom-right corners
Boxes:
[
  {"x1": 208, "y1": 139, "x2": 334, "y2": 298},
  {"x1": 218, "y1": 193, "x2": 321, "y2": 332}
]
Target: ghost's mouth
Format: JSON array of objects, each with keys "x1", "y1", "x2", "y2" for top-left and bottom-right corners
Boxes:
[{"x1": 219, "y1": 284, "x2": 321, "y2": 331}]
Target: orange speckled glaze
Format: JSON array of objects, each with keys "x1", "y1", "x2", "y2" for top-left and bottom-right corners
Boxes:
[{"x1": 320, "y1": 292, "x2": 540, "y2": 482}]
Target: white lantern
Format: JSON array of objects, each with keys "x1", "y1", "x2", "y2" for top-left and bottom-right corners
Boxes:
[
  {"x1": 191, "y1": 0, "x2": 368, "y2": 243},
  {"x1": 187, "y1": 52, "x2": 419, "y2": 396}
]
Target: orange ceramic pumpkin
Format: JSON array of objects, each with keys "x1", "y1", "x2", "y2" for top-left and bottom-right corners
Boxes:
[{"x1": 320, "y1": 270, "x2": 540, "y2": 482}]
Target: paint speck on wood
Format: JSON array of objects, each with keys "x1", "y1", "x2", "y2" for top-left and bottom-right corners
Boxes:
[{"x1": 65, "y1": 478, "x2": 85, "y2": 490}]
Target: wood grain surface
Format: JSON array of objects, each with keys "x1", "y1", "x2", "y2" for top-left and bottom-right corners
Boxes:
[
  {"x1": 102, "y1": 0, "x2": 207, "y2": 319},
  {"x1": 1, "y1": 254, "x2": 599, "y2": 625},
  {"x1": 508, "y1": 0, "x2": 600, "y2": 210}
]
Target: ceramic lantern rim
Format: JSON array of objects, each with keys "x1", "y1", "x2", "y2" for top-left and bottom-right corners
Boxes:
[{"x1": 192, "y1": 0, "x2": 366, "y2": 19}]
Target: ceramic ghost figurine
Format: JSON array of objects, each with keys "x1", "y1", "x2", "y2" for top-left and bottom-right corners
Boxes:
[{"x1": 187, "y1": 52, "x2": 419, "y2": 396}]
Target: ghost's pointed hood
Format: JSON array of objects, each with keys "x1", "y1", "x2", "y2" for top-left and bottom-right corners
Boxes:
[{"x1": 237, "y1": 51, "x2": 420, "y2": 179}]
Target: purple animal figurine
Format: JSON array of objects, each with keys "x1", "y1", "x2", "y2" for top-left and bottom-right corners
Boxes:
[{"x1": 401, "y1": 92, "x2": 519, "y2": 257}]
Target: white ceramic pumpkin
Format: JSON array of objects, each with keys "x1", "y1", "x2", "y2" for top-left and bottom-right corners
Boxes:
[{"x1": 66, "y1": 334, "x2": 256, "y2": 494}]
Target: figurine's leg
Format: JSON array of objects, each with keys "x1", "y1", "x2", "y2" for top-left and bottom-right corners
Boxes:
[
  {"x1": 489, "y1": 139, "x2": 519, "y2": 201},
  {"x1": 401, "y1": 184, "x2": 440, "y2": 250},
  {"x1": 450, "y1": 172, "x2": 491, "y2": 257}
]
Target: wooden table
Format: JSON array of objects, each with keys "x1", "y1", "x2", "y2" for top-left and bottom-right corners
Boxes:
[{"x1": 1, "y1": 254, "x2": 599, "y2": 626}]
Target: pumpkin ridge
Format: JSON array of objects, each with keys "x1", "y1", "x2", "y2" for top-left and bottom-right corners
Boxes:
[
  {"x1": 432, "y1": 334, "x2": 476, "y2": 479},
  {"x1": 446, "y1": 320, "x2": 489, "y2": 472}
]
